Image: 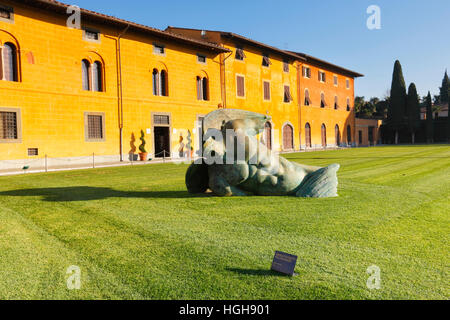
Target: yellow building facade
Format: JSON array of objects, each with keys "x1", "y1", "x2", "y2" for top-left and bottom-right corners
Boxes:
[{"x1": 0, "y1": 0, "x2": 363, "y2": 170}]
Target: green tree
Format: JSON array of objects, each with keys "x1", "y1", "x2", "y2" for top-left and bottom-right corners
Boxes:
[
  {"x1": 425, "y1": 92, "x2": 434, "y2": 143},
  {"x1": 388, "y1": 60, "x2": 407, "y2": 144},
  {"x1": 406, "y1": 83, "x2": 421, "y2": 144},
  {"x1": 440, "y1": 70, "x2": 449, "y2": 104}
]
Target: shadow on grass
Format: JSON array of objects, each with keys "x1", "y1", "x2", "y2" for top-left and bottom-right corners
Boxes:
[
  {"x1": 0, "y1": 186, "x2": 214, "y2": 202},
  {"x1": 226, "y1": 267, "x2": 288, "y2": 277}
]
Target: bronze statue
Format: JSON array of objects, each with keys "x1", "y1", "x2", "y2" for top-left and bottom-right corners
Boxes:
[{"x1": 186, "y1": 109, "x2": 340, "y2": 198}]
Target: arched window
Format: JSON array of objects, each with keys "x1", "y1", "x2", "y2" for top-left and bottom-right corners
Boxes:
[
  {"x1": 347, "y1": 125, "x2": 352, "y2": 144},
  {"x1": 305, "y1": 123, "x2": 311, "y2": 148},
  {"x1": 160, "y1": 69, "x2": 168, "y2": 96},
  {"x1": 334, "y1": 96, "x2": 339, "y2": 110},
  {"x1": 152, "y1": 69, "x2": 159, "y2": 96},
  {"x1": 304, "y1": 89, "x2": 311, "y2": 106},
  {"x1": 92, "y1": 61, "x2": 103, "y2": 92},
  {"x1": 347, "y1": 98, "x2": 351, "y2": 111},
  {"x1": 283, "y1": 124, "x2": 294, "y2": 150},
  {"x1": 197, "y1": 76, "x2": 209, "y2": 101},
  {"x1": 264, "y1": 122, "x2": 272, "y2": 150},
  {"x1": 321, "y1": 124, "x2": 327, "y2": 147},
  {"x1": 335, "y1": 124, "x2": 340, "y2": 146},
  {"x1": 2, "y1": 42, "x2": 18, "y2": 82},
  {"x1": 81, "y1": 59, "x2": 91, "y2": 91},
  {"x1": 320, "y1": 93, "x2": 326, "y2": 108},
  {"x1": 202, "y1": 77, "x2": 209, "y2": 101}
]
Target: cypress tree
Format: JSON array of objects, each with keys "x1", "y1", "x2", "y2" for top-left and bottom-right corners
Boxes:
[
  {"x1": 425, "y1": 92, "x2": 434, "y2": 143},
  {"x1": 406, "y1": 83, "x2": 420, "y2": 144},
  {"x1": 388, "y1": 60, "x2": 407, "y2": 144},
  {"x1": 440, "y1": 70, "x2": 449, "y2": 104}
]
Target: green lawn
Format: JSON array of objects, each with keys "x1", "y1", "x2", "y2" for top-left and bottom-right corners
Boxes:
[{"x1": 0, "y1": 145, "x2": 449, "y2": 300}]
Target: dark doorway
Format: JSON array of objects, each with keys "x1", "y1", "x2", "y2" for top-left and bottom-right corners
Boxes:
[
  {"x1": 368, "y1": 126, "x2": 374, "y2": 145},
  {"x1": 305, "y1": 123, "x2": 311, "y2": 148},
  {"x1": 335, "y1": 124, "x2": 340, "y2": 146},
  {"x1": 321, "y1": 124, "x2": 327, "y2": 147},
  {"x1": 154, "y1": 127, "x2": 170, "y2": 158},
  {"x1": 358, "y1": 130, "x2": 363, "y2": 145},
  {"x1": 283, "y1": 124, "x2": 293, "y2": 150},
  {"x1": 347, "y1": 125, "x2": 352, "y2": 145}
]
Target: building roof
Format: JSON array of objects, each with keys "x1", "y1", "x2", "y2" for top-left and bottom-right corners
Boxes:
[
  {"x1": 166, "y1": 27, "x2": 306, "y2": 62},
  {"x1": 289, "y1": 52, "x2": 364, "y2": 78},
  {"x1": 16, "y1": 0, "x2": 230, "y2": 53}
]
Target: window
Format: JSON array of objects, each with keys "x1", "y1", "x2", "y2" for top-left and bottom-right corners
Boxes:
[
  {"x1": 92, "y1": 61, "x2": 103, "y2": 92},
  {"x1": 334, "y1": 75, "x2": 338, "y2": 86},
  {"x1": 283, "y1": 85, "x2": 292, "y2": 103},
  {"x1": 283, "y1": 60, "x2": 289, "y2": 73},
  {"x1": 196, "y1": 76, "x2": 209, "y2": 101},
  {"x1": 302, "y1": 66, "x2": 311, "y2": 78},
  {"x1": 304, "y1": 89, "x2": 311, "y2": 106},
  {"x1": 197, "y1": 54, "x2": 206, "y2": 64},
  {"x1": 263, "y1": 81, "x2": 270, "y2": 101},
  {"x1": 81, "y1": 60, "x2": 91, "y2": 91},
  {"x1": 0, "y1": 109, "x2": 20, "y2": 141},
  {"x1": 83, "y1": 28, "x2": 100, "y2": 42},
  {"x1": 0, "y1": 4, "x2": 13, "y2": 23},
  {"x1": 334, "y1": 96, "x2": 339, "y2": 110},
  {"x1": 236, "y1": 75, "x2": 245, "y2": 97},
  {"x1": 347, "y1": 98, "x2": 351, "y2": 111},
  {"x1": 319, "y1": 71, "x2": 326, "y2": 82},
  {"x1": 81, "y1": 60, "x2": 104, "y2": 92},
  {"x1": 153, "y1": 44, "x2": 165, "y2": 55},
  {"x1": 152, "y1": 69, "x2": 168, "y2": 96},
  {"x1": 28, "y1": 148, "x2": 38, "y2": 156},
  {"x1": 1, "y1": 43, "x2": 18, "y2": 82},
  {"x1": 320, "y1": 93, "x2": 326, "y2": 108},
  {"x1": 85, "y1": 112, "x2": 105, "y2": 141},
  {"x1": 152, "y1": 69, "x2": 159, "y2": 96},
  {"x1": 154, "y1": 115, "x2": 170, "y2": 125},
  {"x1": 262, "y1": 54, "x2": 271, "y2": 67},
  {"x1": 346, "y1": 79, "x2": 350, "y2": 89},
  {"x1": 235, "y1": 47, "x2": 245, "y2": 61},
  {"x1": 358, "y1": 130, "x2": 363, "y2": 145}
]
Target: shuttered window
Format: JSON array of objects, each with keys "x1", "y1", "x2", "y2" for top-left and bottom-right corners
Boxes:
[
  {"x1": 262, "y1": 55, "x2": 271, "y2": 67},
  {"x1": 153, "y1": 44, "x2": 165, "y2": 55},
  {"x1": 153, "y1": 69, "x2": 160, "y2": 96},
  {"x1": 347, "y1": 98, "x2": 351, "y2": 111},
  {"x1": 0, "y1": 5, "x2": 13, "y2": 22},
  {"x1": 0, "y1": 111, "x2": 17, "y2": 140},
  {"x1": 283, "y1": 61, "x2": 289, "y2": 73},
  {"x1": 319, "y1": 71, "x2": 326, "y2": 82},
  {"x1": 302, "y1": 66, "x2": 311, "y2": 78},
  {"x1": 160, "y1": 70, "x2": 168, "y2": 96},
  {"x1": 236, "y1": 75, "x2": 245, "y2": 97},
  {"x1": 346, "y1": 79, "x2": 350, "y2": 89},
  {"x1": 263, "y1": 81, "x2": 270, "y2": 101},
  {"x1": 334, "y1": 75, "x2": 338, "y2": 86},
  {"x1": 334, "y1": 96, "x2": 339, "y2": 110},
  {"x1": 235, "y1": 48, "x2": 245, "y2": 61},
  {"x1": 284, "y1": 85, "x2": 292, "y2": 103},
  {"x1": 304, "y1": 89, "x2": 311, "y2": 106},
  {"x1": 321, "y1": 93, "x2": 326, "y2": 108}
]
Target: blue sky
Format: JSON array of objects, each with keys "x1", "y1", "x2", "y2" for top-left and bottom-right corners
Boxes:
[{"x1": 71, "y1": 0, "x2": 449, "y2": 100}]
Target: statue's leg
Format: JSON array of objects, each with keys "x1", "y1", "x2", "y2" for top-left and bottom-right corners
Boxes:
[
  {"x1": 209, "y1": 174, "x2": 248, "y2": 197},
  {"x1": 296, "y1": 164, "x2": 340, "y2": 198}
]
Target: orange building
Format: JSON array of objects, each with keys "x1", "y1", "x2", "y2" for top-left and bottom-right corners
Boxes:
[{"x1": 0, "y1": 0, "x2": 363, "y2": 171}]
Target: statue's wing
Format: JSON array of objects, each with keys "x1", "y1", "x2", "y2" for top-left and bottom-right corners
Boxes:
[{"x1": 203, "y1": 109, "x2": 269, "y2": 132}]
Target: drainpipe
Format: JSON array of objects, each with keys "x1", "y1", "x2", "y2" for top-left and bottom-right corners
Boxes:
[
  {"x1": 220, "y1": 51, "x2": 233, "y2": 108},
  {"x1": 117, "y1": 24, "x2": 130, "y2": 161}
]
